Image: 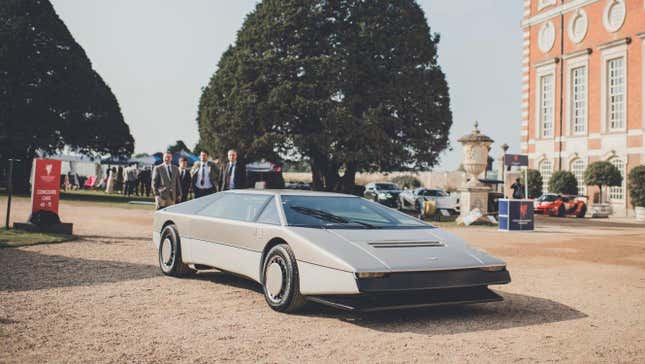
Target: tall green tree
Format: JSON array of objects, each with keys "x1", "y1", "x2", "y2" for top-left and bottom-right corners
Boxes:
[
  {"x1": 584, "y1": 161, "x2": 622, "y2": 203},
  {"x1": 548, "y1": 171, "x2": 578, "y2": 196},
  {"x1": 167, "y1": 140, "x2": 190, "y2": 154},
  {"x1": 521, "y1": 169, "x2": 543, "y2": 198},
  {"x1": 197, "y1": 0, "x2": 452, "y2": 192},
  {"x1": 0, "y1": 0, "x2": 134, "y2": 189}
]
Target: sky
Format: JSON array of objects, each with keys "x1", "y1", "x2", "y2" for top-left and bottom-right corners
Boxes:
[{"x1": 50, "y1": 0, "x2": 522, "y2": 170}]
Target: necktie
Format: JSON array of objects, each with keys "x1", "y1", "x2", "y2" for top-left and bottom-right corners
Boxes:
[
  {"x1": 167, "y1": 166, "x2": 171, "y2": 178},
  {"x1": 227, "y1": 163, "x2": 234, "y2": 189},
  {"x1": 200, "y1": 164, "x2": 205, "y2": 187}
]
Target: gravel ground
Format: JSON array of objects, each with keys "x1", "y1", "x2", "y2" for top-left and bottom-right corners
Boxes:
[{"x1": 1, "y1": 198, "x2": 644, "y2": 363}]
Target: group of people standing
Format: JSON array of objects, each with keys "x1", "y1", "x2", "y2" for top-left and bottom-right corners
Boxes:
[
  {"x1": 104, "y1": 165, "x2": 152, "y2": 196},
  {"x1": 152, "y1": 149, "x2": 247, "y2": 209}
]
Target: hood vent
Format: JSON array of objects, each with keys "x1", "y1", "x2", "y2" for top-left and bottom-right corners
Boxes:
[{"x1": 368, "y1": 241, "x2": 444, "y2": 248}]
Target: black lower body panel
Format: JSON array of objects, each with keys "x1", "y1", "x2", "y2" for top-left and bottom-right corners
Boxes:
[
  {"x1": 307, "y1": 286, "x2": 503, "y2": 311},
  {"x1": 356, "y1": 268, "x2": 511, "y2": 292}
]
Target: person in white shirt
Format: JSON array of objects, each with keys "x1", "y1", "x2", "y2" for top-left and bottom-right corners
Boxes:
[{"x1": 190, "y1": 151, "x2": 219, "y2": 198}]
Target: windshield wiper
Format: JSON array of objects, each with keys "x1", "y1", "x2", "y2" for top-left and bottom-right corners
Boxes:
[{"x1": 289, "y1": 206, "x2": 377, "y2": 228}]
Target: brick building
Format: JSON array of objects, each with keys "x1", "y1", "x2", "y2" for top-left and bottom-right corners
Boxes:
[{"x1": 520, "y1": 0, "x2": 645, "y2": 216}]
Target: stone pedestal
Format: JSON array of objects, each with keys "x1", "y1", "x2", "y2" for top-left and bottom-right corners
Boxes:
[{"x1": 459, "y1": 186, "x2": 490, "y2": 217}]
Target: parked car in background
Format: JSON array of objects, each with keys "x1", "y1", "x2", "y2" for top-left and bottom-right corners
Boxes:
[
  {"x1": 246, "y1": 161, "x2": 285, "y2": 189},
  {"x1": 363, "y1": 182, "x2": 402, "y2": 207},
  {"x1": 398, "y1": 188, "x2": 460, "y2": 215},
  {"x1": 285, "y1": 181, "x2": 311, "y2": 190},
  {"x1": 533, "y1": 194, "x2": 587, "y2": 218}
]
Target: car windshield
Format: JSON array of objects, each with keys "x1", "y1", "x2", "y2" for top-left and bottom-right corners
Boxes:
[
  {"x1": 281, "y1": 195, "x2": 430, "y2": 229},
  {"x1": 538, "y1": 195, "x2": 559, "y2": 202},
  {"x1": 375, "y1": 183, "x2": 399, "y2": 191}
]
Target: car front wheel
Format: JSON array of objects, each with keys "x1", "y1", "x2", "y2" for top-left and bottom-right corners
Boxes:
[
  {"x1": 158, "y1": 224, "x2": 193, "y2": 276},
  {"x1": 262, "y1": 244, "x2": 306, "y2": 312}
]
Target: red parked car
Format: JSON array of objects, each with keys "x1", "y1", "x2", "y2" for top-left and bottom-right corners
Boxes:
[{"x1": 533, "y1": 194, "x2": 587, "y2": 218}]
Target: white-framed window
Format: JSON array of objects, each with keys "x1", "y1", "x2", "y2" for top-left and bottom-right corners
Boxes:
[
  {"x1": 607, "y1": 57, "x2": 625, "y2": 130},
  {"x1": 570, "y1": 159, "x2": 586, "y2": 195},
  {"x1": 571, "y1": 66, "x2": 587, "y2": 134},
  {"x1": 600, "y1": 42, "x2": 627, "y2": 133},
  {"x1": 540, "y1": 74, "x2": 554, "y2": 138},
  {"x1": 539, "y1": 159, "x2": 553, "y2": 194},
  {"x1": 608, "y1": 157, "x2": 625, "y2": 201}
]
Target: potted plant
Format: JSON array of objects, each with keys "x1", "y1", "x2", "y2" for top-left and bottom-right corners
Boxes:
[
  {"x1": 520, "y1": 169, "x2": 543, "y2": 199},
  {"x1": 628, "y1": 165, "x2": 645, "y2": 221},
  {"x1": 584, "y1": 161, "x2": 622, "y2": 218},
  {"x1": 548, "y1": 171, "x2": 579, "y2": 196}
]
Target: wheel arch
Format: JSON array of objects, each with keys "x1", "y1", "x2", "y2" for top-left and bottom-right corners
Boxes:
[
  {"x1": 161, "y1": 220, "x2": 177, "y2": 235},
  {"x1": 259, "y1": 237, "x2": 289, "y2": 281}
]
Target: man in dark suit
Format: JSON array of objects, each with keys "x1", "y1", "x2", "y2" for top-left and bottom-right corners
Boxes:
[
  {"x1": 178, "y1": 157, "x2": 193, "y2": 202},
  {"x1": 220, "y1": 149, "x2": 247, "y2": 190},
  {"x1": 190, "y1": 151, "x2": 220, "y2": 198},
  {"x1": 151, "y1": 152, "x2": 182, "y2": 209}
]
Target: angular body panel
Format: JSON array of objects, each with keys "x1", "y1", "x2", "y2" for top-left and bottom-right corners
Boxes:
[{"x1": 152, "y1": 190, "x2": 510, "y2": 308}]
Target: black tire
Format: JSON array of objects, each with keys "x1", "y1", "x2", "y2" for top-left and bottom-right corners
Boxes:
[
  {"x1": 158, "y1": 224, "x2": 193, "y2": 277},
  {"x1": 262, "y1": 244, "x2": 306, "y2": 313},
  {"x1": 576, "y1": 204, "x2": 587, "y2": 218},
  {"x1": 557, "y1": 205, "x2": 565, "y2": 217}
]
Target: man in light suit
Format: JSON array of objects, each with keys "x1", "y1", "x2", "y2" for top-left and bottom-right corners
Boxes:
[
  {"x1": 152, "y1": 152, "x2": 182, "y2": 209},
  {"x1": 220, "y1": 149, "x2": 247, "y2": 191},
  {"x1": 190, "y1": 151, "x2": 220, "y2": 198}
]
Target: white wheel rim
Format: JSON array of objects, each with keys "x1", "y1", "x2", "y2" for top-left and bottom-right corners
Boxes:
[
  {"x1": 161, "y1": 238, "x2": 173, "y2": 265},
  {"x1": 266, "y1": 261, "x2": 284, "y2": 301}
]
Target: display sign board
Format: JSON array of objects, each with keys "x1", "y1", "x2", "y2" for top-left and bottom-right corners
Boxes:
[
  {"x1": 498, "y1": 199, "x2": 534, "y2": 231},
  {"x1": 504, "y1": 154, "x2": 529, "y2": 167},
  {"x1": 31, "y1": 159, "x2": 61, "y2": 215}
]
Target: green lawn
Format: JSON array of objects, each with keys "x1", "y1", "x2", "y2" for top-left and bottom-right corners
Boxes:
[
  {"x1": 0, "y1": 228, "x2": 76, "y2": 248},
  {"x1": 60, "y1": 189, "x2": 154, "y2": 203},
  {"x1": 1, "y1": 190, "x2": 155, "y2": 209}
]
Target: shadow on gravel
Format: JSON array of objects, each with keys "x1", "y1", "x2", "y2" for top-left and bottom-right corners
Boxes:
[
  {"x1": 193, "y1": 270, "x2": 263, "y2": 293},
  {"x1": 297, "y1": 291, "x2": 587, "y2": 335},
  {"x1": 535, "y1": 215, "x2": 644, "y2": 229},
  {"x1": 193, "y1": 271, "x2": 587, "y2": 335},
  {"x1": 0, "y1": 248, "x2": 158, "y2": 292}
]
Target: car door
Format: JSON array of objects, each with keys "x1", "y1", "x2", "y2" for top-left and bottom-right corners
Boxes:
[{"x1": 187, "y1": 193, "x2": 273, "y2": 281}]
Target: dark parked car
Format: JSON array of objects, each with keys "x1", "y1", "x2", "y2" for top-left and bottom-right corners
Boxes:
[
  {"x1": 246, "y1": 161, "x2": 285, "y2": 189},
  {"x1": 363, "y1": 182, "x2": 402, "y2": 207}
]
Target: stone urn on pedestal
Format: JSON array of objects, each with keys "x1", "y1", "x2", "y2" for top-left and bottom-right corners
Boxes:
[{"x1": 458, "y1": 122, "x2": 494, "y2": 219}]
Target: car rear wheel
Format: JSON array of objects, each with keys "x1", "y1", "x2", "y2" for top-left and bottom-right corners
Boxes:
[
  {"x1": 262, "y1": 244, "x2": 306, "y2": 313},
  {"x1": 158, "y1": 224, "x2": 193, "y2": 277},
  {"x1": 556, "y1": 205, "x2": 565, "y2": 217},
  {"x1": 576, "y1": 204, "x2": 587, "y2": 218}
]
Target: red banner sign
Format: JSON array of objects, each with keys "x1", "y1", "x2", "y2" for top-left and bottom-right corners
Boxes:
[{"x1": 31, "y1": 159, "x2": 61, "y2": 215}]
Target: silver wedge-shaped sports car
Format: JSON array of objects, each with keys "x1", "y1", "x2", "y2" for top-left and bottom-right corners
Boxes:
[{"x1": 153, "y1": 190, "x2": 510, "y2": 312}]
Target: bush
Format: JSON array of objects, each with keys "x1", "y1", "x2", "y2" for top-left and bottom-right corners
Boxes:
[
  {"x1": 628, "y1": 165, "x2": 645, "y2": 207},
  {"x1": 521, "y1": 169, "x2": 543, "y2": 198},
  {"x1": 548, "y1": 171, "x2": 579, "y2": 196},
  {"x1": 391, "y1": 175, "x2": 422, "y2": 189},
  {"x1": 584, "y1": 161, "x2": 622, "y2": 203}
]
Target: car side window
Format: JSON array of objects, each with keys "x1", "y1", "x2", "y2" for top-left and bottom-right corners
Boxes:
[
  {"x1": 198, "y1": 193, "x2": 272, "y2": 222},
  {"x1": 257, "y1": 197, "x2": 281, "y2": 225}
]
